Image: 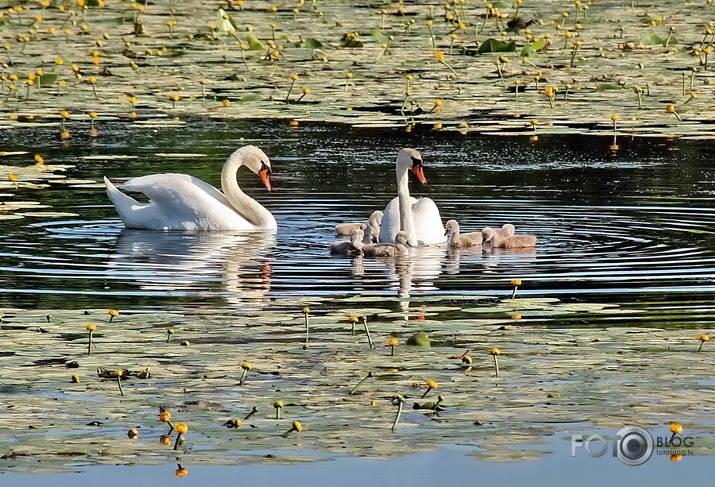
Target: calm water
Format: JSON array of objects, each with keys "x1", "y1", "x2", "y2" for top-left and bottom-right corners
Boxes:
[
  {"x1": 1, "y1": 120, "x2": 714, "y2": 482},
  {"x1": 1, "y1": 119, "x2": 714, "y2": 328},
  {"x1": 4, "y1": 439, "x2": 713, "y2": 487}
]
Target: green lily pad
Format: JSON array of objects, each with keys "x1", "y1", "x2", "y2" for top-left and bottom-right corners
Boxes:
[{"x1": 478, "y1": 38, "x2": 517, "y2": 54}]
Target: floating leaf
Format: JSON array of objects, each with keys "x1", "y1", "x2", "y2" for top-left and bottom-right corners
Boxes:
[
  {"x1": 297, "y1": 38, "x2": 323, "y2": 49},
  {"x1": 371, "y1": 27, "x2": 390, "y2": 45},
  {"x1": 216, "y1": 8, "x2": 238, "y2": 33},
  {"x1": 639, "y1": 33, "x2": 666, "y2": 46},
  {"x1": 239, "y1": 94, "x2": 264, "y2": 102},
  {"x1": 521, "y1": 38, "x2": 547, "y2": 57},
  {"x1": 478, "y1": 38, "x2": 517, "y2": 54},
  {"x1": 246, "y1": 32, "x2": 266, "y2": 51},
  {"x1": 406, "y1": 331, "x2": 431, "y2": 347},
  {"x1": 39, "y1": 73, "x2": 58, "y2": 86}
]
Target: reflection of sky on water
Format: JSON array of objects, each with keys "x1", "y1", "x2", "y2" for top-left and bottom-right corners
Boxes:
[{"x1": 3, "y1": 433, "x2": 710, "y2": 487}]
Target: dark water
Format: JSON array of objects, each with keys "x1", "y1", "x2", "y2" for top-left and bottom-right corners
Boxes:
[{"x1": 1, "y1": 119, "x2": 714, "y2": 327}]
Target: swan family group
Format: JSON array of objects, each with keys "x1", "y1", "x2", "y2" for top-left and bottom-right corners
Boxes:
[{"x1": 104, "y1": 145, "x2": 537, "y2": 254}]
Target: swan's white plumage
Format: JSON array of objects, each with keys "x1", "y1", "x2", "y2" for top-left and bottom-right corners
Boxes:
[
  {"x1": 104, "y1": 145, "x2": 276, "y2": 231},
  {"x1": 378, "y1": 148, "x2": 446, "y2": 246},
  {"x1": 380, "y1": 196, "x2": 444, "y2": 245}
]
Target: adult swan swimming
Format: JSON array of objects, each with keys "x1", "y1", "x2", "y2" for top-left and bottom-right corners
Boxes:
[
  {"x1": 104, "y1": 145, "x2": 277, "y2": 231},
  {"x1": 378, "y1": 148, "x2": 446, "y2": 246}
]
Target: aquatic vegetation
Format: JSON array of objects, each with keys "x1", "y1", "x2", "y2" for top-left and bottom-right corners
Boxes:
[
  {"x1": 85, "y1": 324, "x2": 96, "y2": 355},
  {"x1": 490, "y1": 347, "x2": 501, "y2": 378},
  {"x1": 160, "y1": 410, "x2": 175, "y2": 434},
  {"x1": 302, "y1": 307, "x2": 310, "y2": 349},
  {"x1": 115, "y1": 368, "x2": 125, "y2": 396},
  {"x1": 361, "y1": 315, "x2": 374, "y2": 349},
  {"x1": 174, "y1": 422, "x2": 189, "y2": 451},
  {"x1": 421, "y1": 379, "x2": 438, "y2": 399},
  {"x1": 510, "y1": 279, "x2": 522, "y2": 299},
  {"x1": 349, "y1": 371, "x2": 373, "y2": 396},
  {"x1": 239, "y1": 361, "x2": 252, "y2": 385},
  {"x1": 0, "y1": 301, "x2": 713, "y2": 471},
  {"x1": 697, "y1": 334, "x2": 710, "y2": 352},
  {"x1": 387, "y1": 337, "x2": 398, "y2": 356},
  {"x1": 390, "y1": 394, "x2": 405, "y2": 432},
  {"x1": 0, "y1": 0, "x2": 709, "y2": 137},
  {"x1": 282, "y1": 420, "x2": 303, "y2": 438}
]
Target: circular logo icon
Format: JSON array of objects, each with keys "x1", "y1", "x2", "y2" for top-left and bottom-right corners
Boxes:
[{"x1": 616, "y1": 426, "x2": 653, "y2": 466}]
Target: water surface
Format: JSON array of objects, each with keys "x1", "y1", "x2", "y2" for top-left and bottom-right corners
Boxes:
[{"x1": 1, "y1": 120, "x2": 713, "y2": 329}]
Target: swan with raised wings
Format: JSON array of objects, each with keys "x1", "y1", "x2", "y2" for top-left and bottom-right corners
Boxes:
[
  {"x1": 104, "y1": 145, "x2": 276, "y2": 231},
  {"x1": 378, "y1": 148, "x2": 445, "y2": 246}
]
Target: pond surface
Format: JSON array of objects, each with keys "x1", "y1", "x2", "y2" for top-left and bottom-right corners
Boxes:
[
  {"x1": 3, "y1": 439, "x2": 714, "y2": 487},
  {"x1": 0, "y1": 120, "x2": 714, "y2": 479},
  {"x1": 0, "y1": 119, "x2": 714, "y2": 327}
]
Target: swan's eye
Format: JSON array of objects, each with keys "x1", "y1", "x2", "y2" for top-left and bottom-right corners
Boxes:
[
  {"x1": 410, "y1": 156, "x2": 423, "y2": 169},
  {"x1": 260, "y1": 162, "x2": 271, "y2": 174}
]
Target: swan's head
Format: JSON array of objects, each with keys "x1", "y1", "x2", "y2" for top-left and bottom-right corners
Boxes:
[
  {"x1": 229, "y1": 145, "x2": 273, "y2": 191},
  {"x1": 502, "y1": 223, "x2": 515, "y2": 236},
  {"x1": 444, "y1": 219, "x2": 459, "y2": 236},
  {"x1": 396, "y1": 148, "x2": 427, "y2": 184}
]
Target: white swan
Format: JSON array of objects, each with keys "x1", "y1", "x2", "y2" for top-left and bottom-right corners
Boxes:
[
  {"x1": 378, "y1": 148, "x2": 445, "y2": 246},
  {"x1": 103, "y1": 145, "x2": 276, "y2": 231}
]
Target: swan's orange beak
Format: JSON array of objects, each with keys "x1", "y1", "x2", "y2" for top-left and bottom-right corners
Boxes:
[
  {"x1": 412, "y1": 162, "x2": 427, "y2": 184},
  {"x1": 259, "y1": 168, "x2": 272, "y2": 191}
]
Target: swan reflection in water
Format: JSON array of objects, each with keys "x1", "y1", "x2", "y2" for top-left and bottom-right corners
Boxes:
[
  {"x1": 108, "y1": 230, "x2": 275, "y2": 304},
  {"x1": 347, "y1": 240, "x2": 539, "y2": 321},
  {"x1": 347, "y1": 245, "x2": 446, "y2": 320}
]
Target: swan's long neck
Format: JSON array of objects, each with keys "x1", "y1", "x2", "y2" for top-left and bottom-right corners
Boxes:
[
  {"x1": 396, "y1": 165, "x2": 418, "y2": 246},
  {"x1": 221, "y1": 152, "x2": 276, "y2": 229}
]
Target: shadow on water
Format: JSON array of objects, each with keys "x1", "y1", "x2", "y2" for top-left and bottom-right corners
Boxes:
[{"x1": 0, "y1": 119, "x2": 714, "y2": 328}]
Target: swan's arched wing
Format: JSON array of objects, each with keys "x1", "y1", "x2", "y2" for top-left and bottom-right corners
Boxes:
[
  {"x1": 412, "y1": 198, "x2": 447, "y2": 245},
  {"x1": 119, "y1": 173, "x2": 252, "y2": 230},
  {"x1": 123, "y1": 173, "x2": 231, "y2": 208}
]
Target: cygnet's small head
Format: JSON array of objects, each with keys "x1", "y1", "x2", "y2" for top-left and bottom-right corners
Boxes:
[
  {"x1": 370, "y1": 210, "x2": 384, "y2": 226},
  {"x1": 229, "y1": 145, "x2": 273, "y2": 191},
  {"x1": 482, "y1": 227, "x2": 496, "y2": 243},
  {"x1": 396, "y1": 148, "x2": 426, "y2": 184},
  {"x1": 502, "y1": 223, "x2": 515, "y2": 235},
  {"x1": 395, "y1": 231, "x2": 411, "y2": 246},
  {"x1": 444, "y1": 219, "x2": 459, "y2": 236},
  {"x1": 350, "y1": 228, "x2": 365, "y2": 246}
]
